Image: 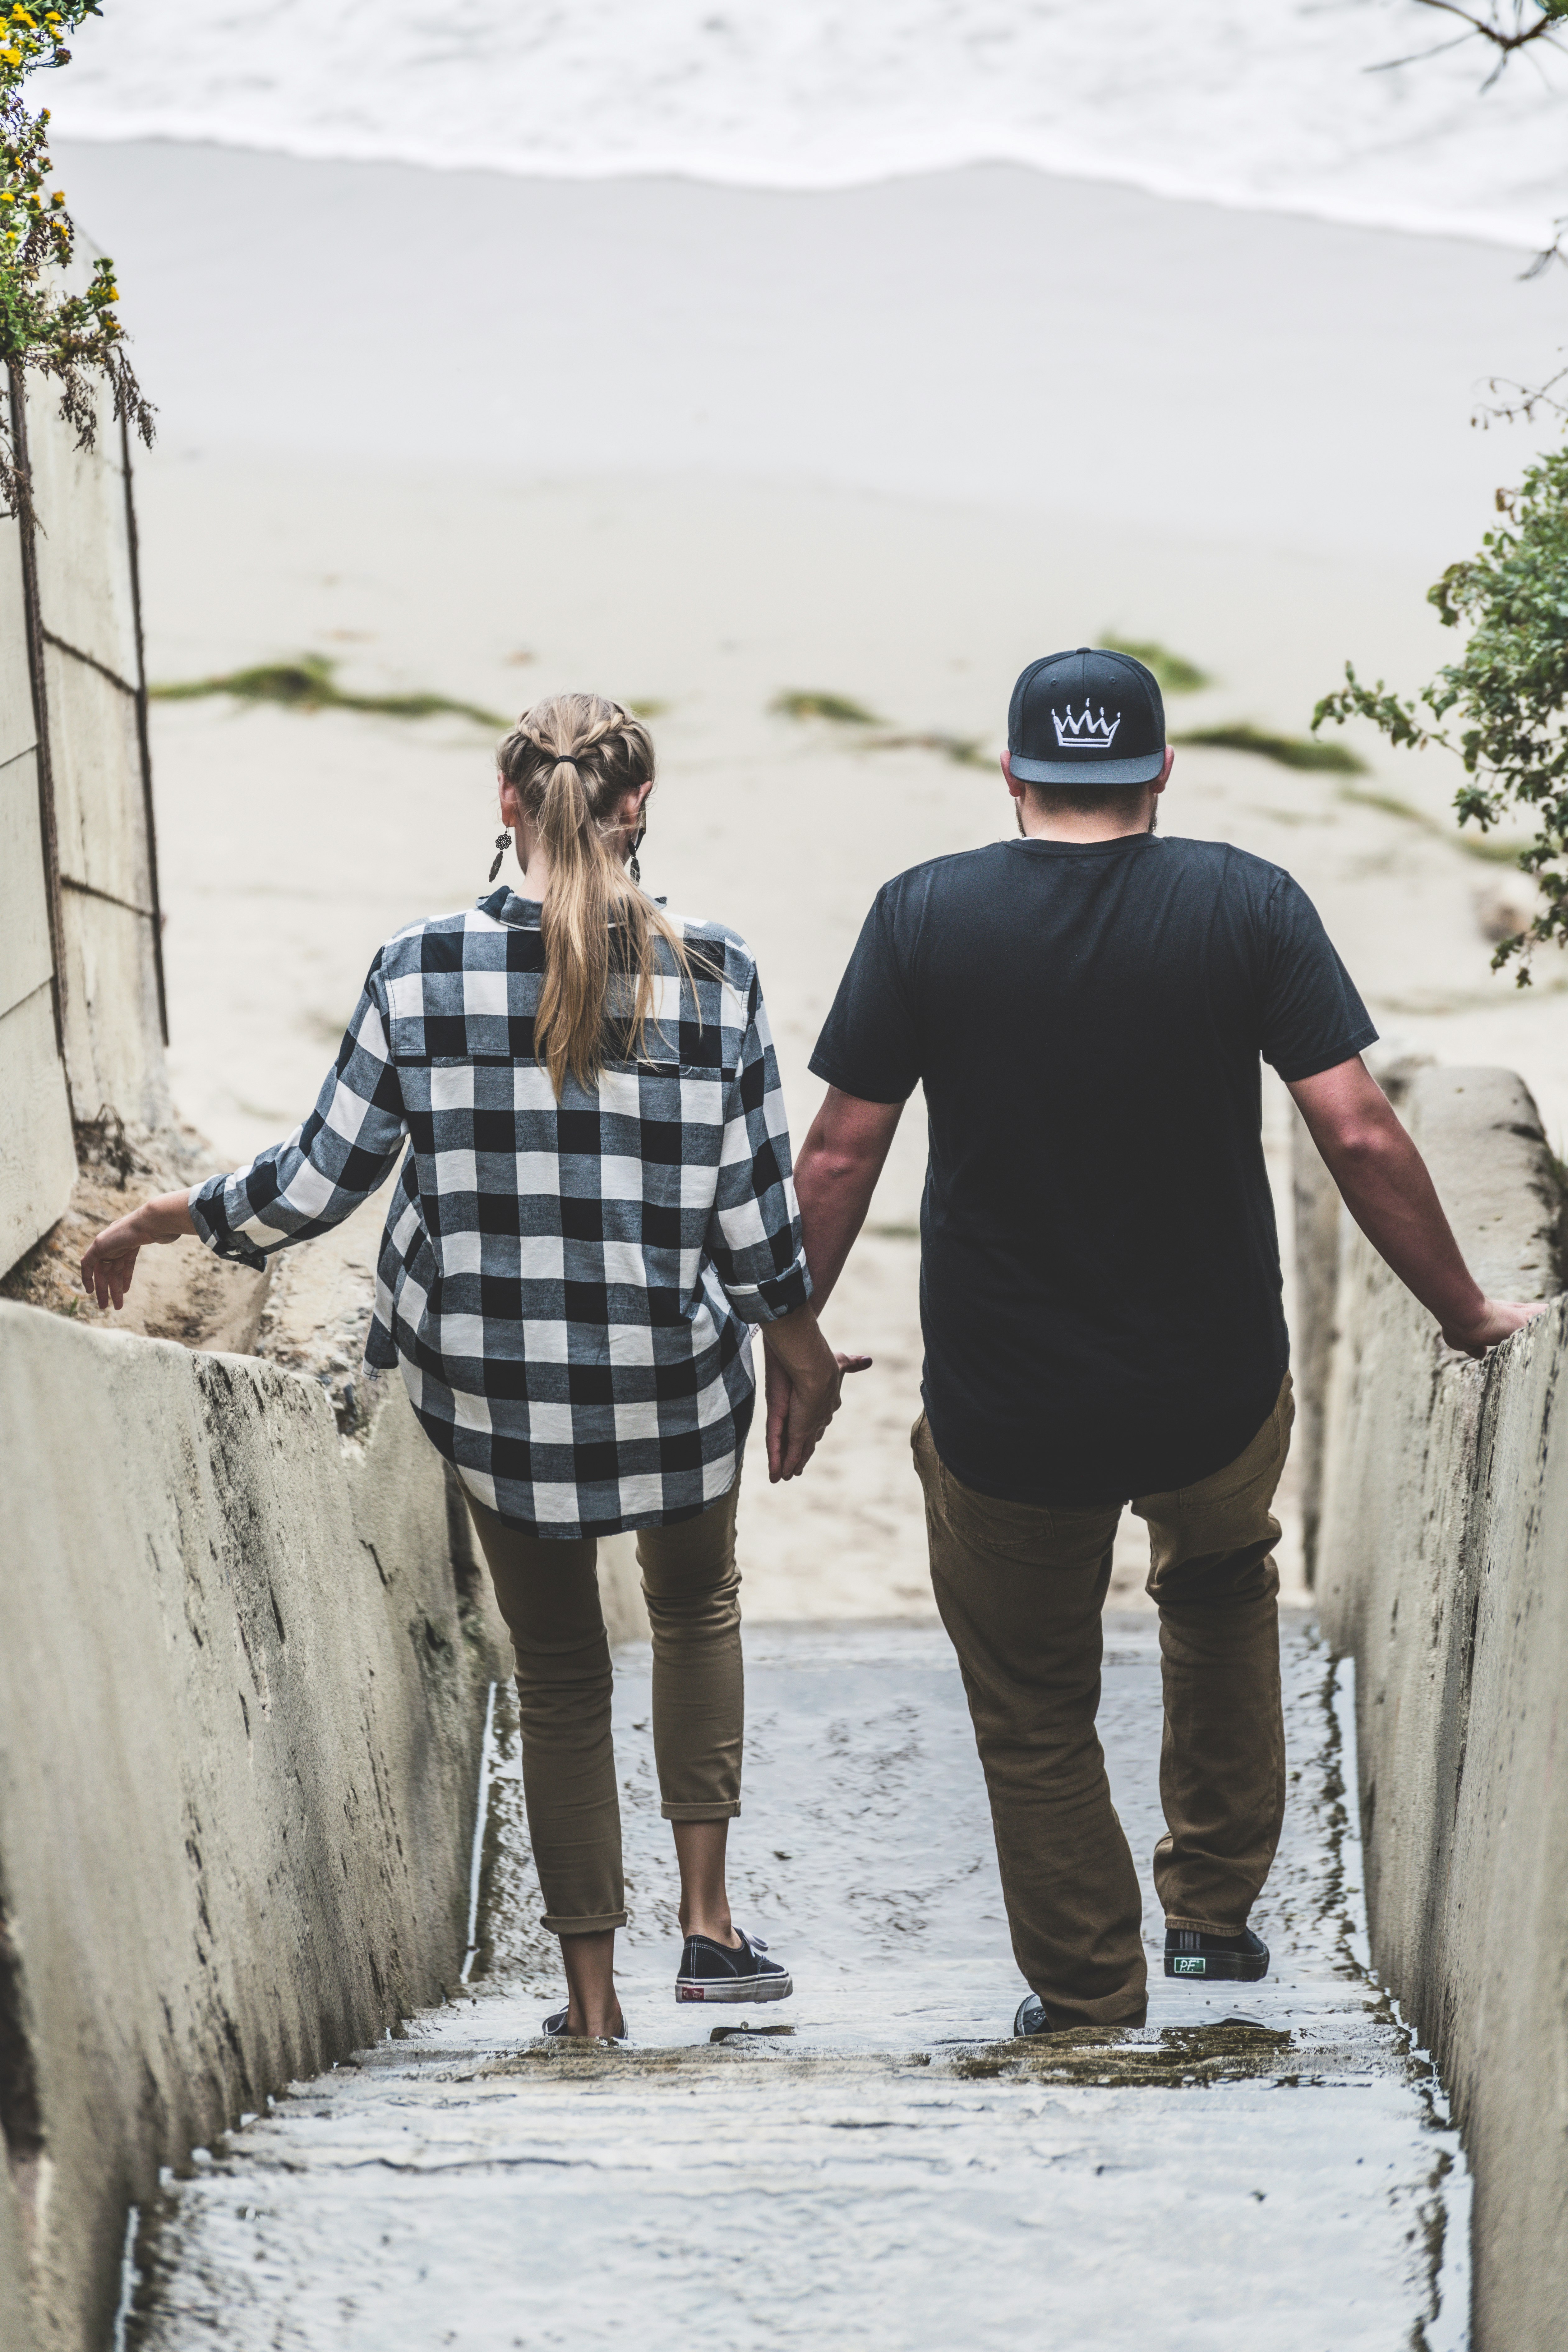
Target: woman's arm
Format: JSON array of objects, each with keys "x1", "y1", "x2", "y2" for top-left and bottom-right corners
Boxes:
[
  {"x1": 760, "y1": 1303, "x2": 868, "y2": 1482},
  {"x1": 80, "y1": 1189, "x2": 196, "y2": 1310},
  {"x1": 703, "y1": 973, "x2": 815, "y2": 1324},
  {"x1": 81, "y1": 964, "x2": 409, "y2": 1312},
  {"x1": 184, "y1": 965, "x2": 408, "y2": 1273}
]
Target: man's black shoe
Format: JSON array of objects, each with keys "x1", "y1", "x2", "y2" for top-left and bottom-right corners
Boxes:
[
  {"x1": 675, "y1": 1927, "x2": 792, "y2": 2004},
  {"x1": 1013, "y1": 1994, "x2": 1058, "y2": 2037},
  {"x1": 1164, "y1": 1926, "x2": 1269, "y2": 1982}
]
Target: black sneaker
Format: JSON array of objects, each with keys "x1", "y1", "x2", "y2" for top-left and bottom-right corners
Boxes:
[
  {"x1": 1013, "y1": 1995, "x2": 1058, "y2": 2038},
  {"x1": 1164, "y1": 1927, "x2": 1269, "y2": 1982},
  {"x1": 541, "y1": 2006, "x2": 628, "y2": 2042},
  {"x1": 675, "y1": 1927, "x2": 792, "y2": 2004}
]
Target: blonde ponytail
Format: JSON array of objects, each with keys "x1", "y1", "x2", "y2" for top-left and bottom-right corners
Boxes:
[{"x1": 496, "y1": 694, "x2": 702, "y2": 1096}]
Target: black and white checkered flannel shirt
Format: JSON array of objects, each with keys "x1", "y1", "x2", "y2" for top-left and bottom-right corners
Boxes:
[{"x1": 188, "y1": 888, "x2": 811, "y2": 1537}]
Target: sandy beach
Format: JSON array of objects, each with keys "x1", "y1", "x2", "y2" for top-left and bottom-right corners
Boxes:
[{"x1": 52, "y1": 138, "x2": 1568, "y2": 1613}]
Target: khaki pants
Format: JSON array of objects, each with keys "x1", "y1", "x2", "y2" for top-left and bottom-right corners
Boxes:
[
  {"x1": 466, "y1": 1478, "x2": 744, "y2": 1935},
  {"x1": 913, "y1": 1377, "x2": 1293, "y2": 2030}
]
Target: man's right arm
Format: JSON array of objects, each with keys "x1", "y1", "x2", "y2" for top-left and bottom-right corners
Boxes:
[
  {"x1": 1289, "y1": 1055, "x2": 1544, "y2": 1356},
  {"x1": 791, "y1": 1087, "x2": 905, "y2": 1314}
]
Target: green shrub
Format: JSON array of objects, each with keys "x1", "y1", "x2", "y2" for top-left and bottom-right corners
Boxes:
[
  {"x1": 0, "y1": 4, "x2": 154, "y2": 516},
  {"x1": 1315, "y1": 438, "x2": 1568, "y2": 977}
]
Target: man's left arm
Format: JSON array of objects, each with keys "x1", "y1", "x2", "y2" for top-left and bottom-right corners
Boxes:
[{"x1": 1289, "y1": 1056, "x2": 1545, "y2": 1355}]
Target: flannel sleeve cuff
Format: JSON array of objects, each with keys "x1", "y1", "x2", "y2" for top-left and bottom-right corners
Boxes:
[
  {"x1": 726, "y1": 1256, "x2": 812, "y2": 1326},
  {"x1": 187, "y1": 1177, "x2": 269, "y2": 1274}
]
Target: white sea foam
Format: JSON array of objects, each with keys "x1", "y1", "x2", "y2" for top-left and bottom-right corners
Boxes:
[{"x1": 41, "y1": 0, "x2": 1568, "y2": 250}]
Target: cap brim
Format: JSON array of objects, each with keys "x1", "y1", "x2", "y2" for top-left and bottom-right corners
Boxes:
[{"x1": 1009, "y1": 749, "x2": 1167, "y2": 786}]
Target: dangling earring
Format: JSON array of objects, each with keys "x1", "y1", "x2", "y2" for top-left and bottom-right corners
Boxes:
[
  {"x1": 629, "y1": 821, "x2": 646, "y2": 888},
  {"x1": 488, "y1": 830, "x2": 510, "y2": 884}
]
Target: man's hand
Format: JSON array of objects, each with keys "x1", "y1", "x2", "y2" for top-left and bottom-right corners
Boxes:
[
  {"x1": 1289, "y1": 1058, "x2": 1555, "y2": 1355},
  {"x1": 764, "y1": 1344, "x2": 873, "y2": 1482},
  {"x1": 80, "y1": 1190, "x2": 197, "y2": 1310},
  {"x1": 1440, "y1": 1297, "x2": 1547, "y2": 1359}
]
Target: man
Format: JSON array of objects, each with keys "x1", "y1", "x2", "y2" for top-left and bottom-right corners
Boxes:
[{"x1": 780, "y1": 644, "x2": 1540, "y2": 2036}]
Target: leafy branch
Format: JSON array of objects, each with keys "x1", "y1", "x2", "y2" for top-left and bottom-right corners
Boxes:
[
  {"x1": 1374, "y1": 1, "x2": 1568, "y2": 89},
  {"x1": 0, "y1": 2, "x2": 153, "y2": 519},
  {"x1": 1314, "y1": 439, "x2": 1568, "y2": 979}
]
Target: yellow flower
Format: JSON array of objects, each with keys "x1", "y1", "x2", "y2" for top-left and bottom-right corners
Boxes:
[
  {"x1": 1, "y1": 48, "x2": 22, "y2": 63},
  {"x1": 50, "y1": 189, "x2": 62, "y2": 205}
]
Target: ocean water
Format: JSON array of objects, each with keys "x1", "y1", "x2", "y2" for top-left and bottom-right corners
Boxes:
[{"x1": 42, "y1": 0, "x2": 1568, "y2": 249}]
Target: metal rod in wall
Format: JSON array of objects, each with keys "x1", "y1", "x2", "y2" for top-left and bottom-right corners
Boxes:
[
  {"x1": 8, "y1": 359, "x2": 69, "y2": 1079},
  {"x1": 119, "y1": 406, "x2": 168, "y2": 1046}
]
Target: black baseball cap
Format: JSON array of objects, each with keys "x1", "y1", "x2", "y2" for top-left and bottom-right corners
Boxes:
[{"x1": 1008, "y1": 647, "x2": 1166, "y2": 787}]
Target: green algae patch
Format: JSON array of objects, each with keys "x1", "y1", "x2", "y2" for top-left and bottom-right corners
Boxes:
[
  {"x1": 771, "y1": 690, "x2": 989, "y2": 766},
  {"x1": 939, "y1": 2020, "x2": 1400, "y2": 2090},
  {"x1": 866, "y1": 729, "x2": 990, "y2": 766},
  {"x1": 1174, "y1": 723, "x2": 1366, "y2": 774},
  {"x1": 771, "y1": 688, "x2": 884, "y2": 725},
  {"x1": 1102, "y1": 634, "x2": 1214, "y2": 694},
  {"x1": 150, "y1": 653, "x2": 510, "y2": 731},
  {"x1": 1337, "y1": 783, "x2": 1529, "y2": 862}
]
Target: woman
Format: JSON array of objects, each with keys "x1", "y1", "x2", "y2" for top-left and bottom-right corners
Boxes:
[{"x1": 82, "y1": 693, "x2": 861, "y2": 2042}]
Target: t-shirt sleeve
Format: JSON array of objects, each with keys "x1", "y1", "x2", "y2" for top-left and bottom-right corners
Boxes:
[
  {"x1": 1258, "y1": 872, "x2": 1378, "y2": 1082},
  {"x1": 808, "y1": 887, "x2": 922, "y2": 1104}
]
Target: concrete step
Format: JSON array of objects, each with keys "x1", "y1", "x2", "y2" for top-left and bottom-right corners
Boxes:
[{"x1": 119, "y1": 1618, "x2": 1469, "y2": 2350}]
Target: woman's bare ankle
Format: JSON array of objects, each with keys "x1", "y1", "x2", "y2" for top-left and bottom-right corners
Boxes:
[
  {"x1": 558, "y1": 1926, "x2": 621, "y2": 2037},
  {"x1": 566, "y1": 1996, "x2": 625, "y2": 2039},
  {"x1": 671, "y1": 1820, "x2": 740, "y2": 1946},
  {"x1": 678, "y1": 1898, "x2": 741, "y2": 1948}
]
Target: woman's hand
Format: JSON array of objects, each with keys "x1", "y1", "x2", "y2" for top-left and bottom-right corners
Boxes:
[
  {"x1": 80, "y1": 1190, "x2": 197, "y2": 1311},
  {"x1": 761, "y1": 1306, "x2": 872, "y2": 1482}
]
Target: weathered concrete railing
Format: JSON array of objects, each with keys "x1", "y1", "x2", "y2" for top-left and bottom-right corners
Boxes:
[
  {"x1": 1297, "y1": 1064, "x2": 1567, "y2": 2352},
  {"x1": 0, "y1": 1304, "x2": 508, "y2": 2352},
  {"x1": 1, "y1": 370, "x2": 168, "y2": 1276}
]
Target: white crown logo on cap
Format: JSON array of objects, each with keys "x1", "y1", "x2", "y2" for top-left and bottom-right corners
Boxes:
[{"x1": 1051, "y1": 703, "x2": 1121, "y2": 750}]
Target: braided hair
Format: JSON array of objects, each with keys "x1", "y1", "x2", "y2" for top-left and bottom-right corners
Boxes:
[{"x1": 496, "y1": 693, "x2": 702, "y2": 1096}]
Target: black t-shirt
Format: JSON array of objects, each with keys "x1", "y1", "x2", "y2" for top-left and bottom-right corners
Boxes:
[{"x1": 809, "y1": 834, "x2": 1376, "y2": 1504}]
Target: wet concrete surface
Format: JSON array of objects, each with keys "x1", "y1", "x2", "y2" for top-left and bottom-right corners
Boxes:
[{"x1": 121, "y1": 1615, "x2": 1469, "y2": 2349}]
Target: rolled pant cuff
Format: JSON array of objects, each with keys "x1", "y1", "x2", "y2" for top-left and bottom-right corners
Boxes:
[
  {"x1": 1164, "y1": 1914, "x2": 1248, "y2": 1936},
  {"x1": 660, "y1": 1801, "x2": 741, "y2": 1822},
  {"x1": 542, "y1": 1910, "x2": 628, "y2": 1935}
]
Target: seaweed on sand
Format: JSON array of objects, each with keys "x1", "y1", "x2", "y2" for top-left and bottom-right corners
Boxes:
[
  {"x1": 770, "y1": 689, "x2": 883, "y2": 725},
  {"x1": 1101, "y1": 634, "x2": 1214, "y2": 694},
  {"x1": 771, "y1": 689, "x2": 988, "y2": 765},
  {"x1": 1173, "y1": 723, "x2": 1367, "y2": 774},
  {"x1": 150, "y1": 654, "x2": 510, "y2": 731}
]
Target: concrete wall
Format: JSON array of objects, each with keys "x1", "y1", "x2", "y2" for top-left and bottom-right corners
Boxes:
[
  {"x1": 27, "y1": 374, "x2": 168, "y2": 1133},
  {"x1": 0, "y1": 490, "x2": 75, "y2": 1274},
  {"x1": 1300, "y1": 1066, "x2": 1568, "y2": 2351},
  {"x1": 0, "y1": 1302, "x2": 507, "y2": 2352},
  {"x1": 0, "y1": 367, "x2": 168, "y2": 1279}
]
